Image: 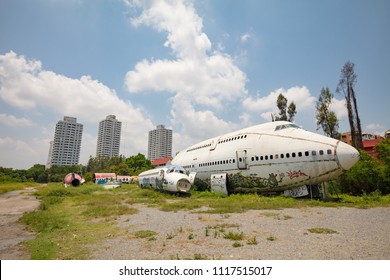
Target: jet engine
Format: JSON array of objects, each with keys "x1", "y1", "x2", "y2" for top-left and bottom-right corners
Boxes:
[
  {"x1": 162, "y1": 172, "x2": 192, "y2": 193},
  {"x1": 64, "y1": 173, "x2": 83, "y2": 187}
]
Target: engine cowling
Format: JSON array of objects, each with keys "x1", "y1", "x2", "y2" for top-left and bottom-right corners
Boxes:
[
  {"x1": 64, "y1": 173, "x2": 83, "y2": 187},
  {"x1": 162, "y1": 172, "x2": 192, "y2": 193}
]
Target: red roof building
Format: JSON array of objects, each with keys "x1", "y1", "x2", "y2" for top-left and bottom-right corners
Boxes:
[
  {"x1": 151, "y1": 157, "x2": 172, "y2": 167},
  {"x1": 340, "y1": 132, "x2": 384, "y2": 158}
]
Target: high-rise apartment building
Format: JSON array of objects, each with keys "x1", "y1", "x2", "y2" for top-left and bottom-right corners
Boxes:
[
  {"x1": 148, "y1": 124, "x2": 172, "y2": 162},
  {"x1": 96, "y1": 115, "x2": 122, "y2": 158},
  {"x1": 47, "y1": 116, "x2": 83, "y2": 167}
]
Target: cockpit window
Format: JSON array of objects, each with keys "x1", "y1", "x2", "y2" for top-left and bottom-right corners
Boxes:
[{"x1": 275, "y1": 123, "x2": 300, "y2": 131}]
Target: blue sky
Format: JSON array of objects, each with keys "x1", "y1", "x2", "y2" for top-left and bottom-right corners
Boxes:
[{"x1": 1, "y1": 0, "x2": 389, "y2": 169}]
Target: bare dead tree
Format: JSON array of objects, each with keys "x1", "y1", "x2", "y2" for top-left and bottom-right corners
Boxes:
[{"x1": 336, "y1": 61, "x2": 363, "y2": 150}]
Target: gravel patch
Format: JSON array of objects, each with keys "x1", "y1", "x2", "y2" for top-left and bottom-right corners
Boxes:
[
  {"x1": 90, "y1": 205, "x2": 390, "y2": 260},
  {"x1": 0, "y1": 188, "x2": 40, "y2": 259}
]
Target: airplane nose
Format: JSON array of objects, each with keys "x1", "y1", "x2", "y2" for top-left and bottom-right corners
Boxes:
[{"x1": 336, "y1": 141, "x2": 360, "y2": 170}]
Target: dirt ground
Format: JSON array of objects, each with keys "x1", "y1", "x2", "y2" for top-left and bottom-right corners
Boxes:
[
  {"x1": 0, "y1": 188, "x2": 40, "y2": 259},
  {"x1": 1, "y1": 188, "x2": 389, "y2": 260},
  {"x1": 90, "y1": 204, "x2": 390, "y2": 260}
]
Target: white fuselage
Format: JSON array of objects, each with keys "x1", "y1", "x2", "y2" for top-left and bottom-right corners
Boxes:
[
  {"x1": 171, "y1": 121, "x2": 359, "y2": 193},
  {"x1": 138, "y1": 165, "x2": 192, "y2": 193}
]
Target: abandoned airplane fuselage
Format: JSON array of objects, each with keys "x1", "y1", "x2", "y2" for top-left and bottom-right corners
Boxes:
[{"x1": 171, "y1": 121, "x2": 359, "y2": 195}]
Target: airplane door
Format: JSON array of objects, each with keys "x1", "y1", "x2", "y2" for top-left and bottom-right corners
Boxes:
[
  {"x1": 236, "y1": 150, "x2": 247, "y2": 170},
  {"x1": 210, "y1": 137, "x2": 221, "y2": 151}
]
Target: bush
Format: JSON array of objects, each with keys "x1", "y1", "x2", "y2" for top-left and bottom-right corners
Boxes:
[{"x1": 338, "y1": 150, "x2": 386, "y2": 195}]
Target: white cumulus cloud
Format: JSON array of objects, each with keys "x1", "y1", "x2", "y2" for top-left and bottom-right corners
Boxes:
[
  {"x1": 0, "y1": 51, "x2": 155, "y2": 166},
  {"x1": 0, "y1": 113, "x2": 34, "y2": 127},
  {"x1": 242, "y1": 86, "x2": 315, "y2": 121},
  {"x1": 124, "y1": 0, "x2": 248, "y2": 150}
]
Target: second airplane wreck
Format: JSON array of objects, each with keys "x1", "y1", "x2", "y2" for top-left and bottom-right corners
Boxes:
[{"x1": 139, "y1": 121, "x2": 360, "y2": 197}]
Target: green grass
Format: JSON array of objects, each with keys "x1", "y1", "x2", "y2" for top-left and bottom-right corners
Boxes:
[
  {"x1": 267, "y1": 235, "x2": 277, "y2": 241},
  {"x1": 308, "y1": 228, "x2": 338, "y2": 234},
  {"x1": 1, "y1": 182, "x2": 388, "y2": 259},
  {"x1": 0, "y1": 182, "x2": 40, "y2": 194},
  {"x1": 20, "y1": 183, "x2": 138, "y2": 259},
  {"x1": 135, "y1": 230, "x2": 157, "y2": 240},
  {"x1": 223, "y1": 231, "x2": 244, "y2": 240},
  {"x1": 232, "y1": 242, "x2": 243, "y2": 248}
]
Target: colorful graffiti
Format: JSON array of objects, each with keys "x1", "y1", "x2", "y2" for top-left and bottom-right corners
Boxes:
[
  {"x1": 227, "y1": 172, "x2": 286, "y2": 193},
  {"x1": 287, "y1": 170, "x2": 308, "y2": 179}
]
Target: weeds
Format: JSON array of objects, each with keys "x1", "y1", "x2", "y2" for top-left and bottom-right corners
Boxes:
[
  {"x1": 4, "y1": 182, "x2": 389, "y2": 260},
  {"x1": 308, "y1": 228, "x2": 338, "y2": 234},
  {"x1": 223, "y1": 231, "x2": 244, "y2": 240},
  {"x1": 246, "y1": 236, "x2": 258, "y2": 245},
  {"x1": 135, "y1": 230, "x2": 157, "y2": 240},
  {"x1": 267, "y1": 235, "x2": 277, "y2": 241}
]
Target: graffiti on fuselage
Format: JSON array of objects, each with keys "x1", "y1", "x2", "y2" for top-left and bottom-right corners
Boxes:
[
  {"x1": 227, "y1": 172, "x2": 286, "y2": 193},
  {"x1": 287, "y1": 170, "x2": 308, "y2": 179}
]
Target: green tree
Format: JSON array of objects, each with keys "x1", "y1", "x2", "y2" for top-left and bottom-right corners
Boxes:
[
  {"x1": 125, "y1": 153, "x2": 154, "y2": 175},
  {"x1": 375, "y1": 139, "x2": 390, "y2": 166},
  {"x1": 338, "y1": 151, "x2": 383, "y2": 195},
  {"x1": 375, "y1": 139, "x2": 390, "y2": 194},
  {"x1": 273, "y1": 93, "x2": 297, "y2": 122},
  {"x1": 315, "y1": 87, "x2": 340, "y2": 139},
  {"x1": 27, "y1": 164, "x2": 47, "y2": 183}
]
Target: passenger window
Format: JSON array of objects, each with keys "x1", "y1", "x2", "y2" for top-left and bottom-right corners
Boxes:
[
  {"x1": 292, "y1": 152, "x2": 296, "y2": 158},
  {"x1": 281, "y1": 154, "x2": 284, "y2": 159},
  {"x1": 260, "y1": 156, "x2": 264, "y2": 160},
  {"x1": 265, "y1": 155, "x2": 268, "y2": 160},
  {"x1": 305, "y1": 151, "x2": 309, "y2": 156},
  {"x1": 256, "y1": 156, "x2": 259, "y2": 161},
  {"x1": 270, "y1": 155, "x2": 273, "y2": 160},
  {"x1": 319, "y1": 150, "x2": 324, "y2": 155},
  {"x1": 312, "y1": 151, "x2": 316, "y2": 156},
  {"x1": 298, "y1": 152, "x2": 302, "y2": 157},
  {"x1": 286, "y1": 153, "x2": 290, "y2": 158},
  {"x1": 327, "y1": 149, "x2": 332, "y2": 155}
]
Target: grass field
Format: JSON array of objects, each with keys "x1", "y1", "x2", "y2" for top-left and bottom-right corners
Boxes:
[{"x1": 2, "y1": 182, "x2": 389, "y2": 259}]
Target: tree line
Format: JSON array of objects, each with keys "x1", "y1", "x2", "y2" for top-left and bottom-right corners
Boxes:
[{"x1": 0, "y1": 153, "x2": 153, "y2": 184}]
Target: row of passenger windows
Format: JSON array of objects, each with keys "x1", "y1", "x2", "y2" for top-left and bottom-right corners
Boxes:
[
  {"x1": 199, "y1": 159, "x2": 236, "y2": 167},
  {"x1": 251, "y1": 149, "x2": 333, "y2": 162},
  {"x1": 218, "y1": 135, "x2": 247, "y2": 144},
  {"x1": 187, "y1": 143, "x2": 212, "y2": 152},
  {"x1": 183, "y1": 149, "x2": 333, "y2": 170},
  {"x1": 187, "y1": 134, "x2": 249, "y2": 152}
]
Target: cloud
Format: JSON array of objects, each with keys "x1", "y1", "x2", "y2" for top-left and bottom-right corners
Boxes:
[
  {"x1": 365, "y1": 123, "x2": 385, "y2": 135},
  {"x1": 124, "y1": 0, "x2": 248, "y2": 150},
  {"x1": 0, "y1": 51, "x2": 155, "y2": 166},
  {"x1": 330, "y1": 97, "x2": 348, "y2": 120},
  {"x1": 0, "y1": 52, "x2": 151, "y2": 126},
  {"x1": 0, "y1": 113, "x2": 34, "y2": 127},
  {"x1": 0, "y1": 137, "x2": 40, "y2": 168},
  {"x1": 240, "y1": 32, "x2": 251, "y2": 43},
  {"x1": 242, "y1": 86, "x2": 315, "y2": 121}
]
